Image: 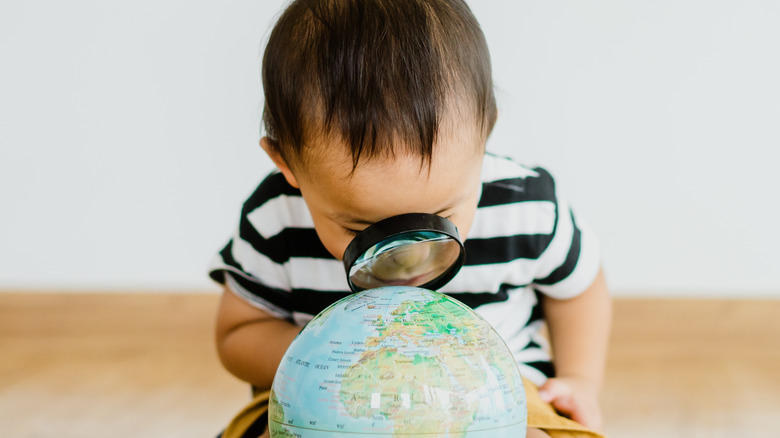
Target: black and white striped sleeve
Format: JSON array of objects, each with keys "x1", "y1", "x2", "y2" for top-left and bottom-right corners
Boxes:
[
  {"x1": 531, "y1": 169, "x2": 601, "y2": 299},
  {"x1": 208, "y1": 172, "x2": 316, "y2": 319}
]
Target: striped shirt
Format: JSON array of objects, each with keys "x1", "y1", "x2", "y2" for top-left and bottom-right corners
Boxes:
[{"x1": 209, "y1": 153, "x2": 600, "y2": 385}]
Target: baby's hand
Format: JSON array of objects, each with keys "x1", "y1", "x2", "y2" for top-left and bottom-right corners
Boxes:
[{"x1": 538, "y1": 376, "x2": 603, "y2": 432}]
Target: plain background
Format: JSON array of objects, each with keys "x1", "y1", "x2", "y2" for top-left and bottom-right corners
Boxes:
[{"x1": 1, "y1": 0, "x2": 778, "y2": 297}]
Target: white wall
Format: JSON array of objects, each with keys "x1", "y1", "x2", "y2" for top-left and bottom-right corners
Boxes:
[{"x1": 1, "y1": 1, "x2": 778, "y2": 296}]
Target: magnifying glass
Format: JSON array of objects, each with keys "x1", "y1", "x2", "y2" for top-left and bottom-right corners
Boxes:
[{"x1": 342, "y1": 213, "x2": 466, "y2": 292}]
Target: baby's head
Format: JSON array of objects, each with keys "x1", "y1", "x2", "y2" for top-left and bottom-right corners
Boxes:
[{"x1": 260, "y1": 0, "x2": 497, "y2": 261}]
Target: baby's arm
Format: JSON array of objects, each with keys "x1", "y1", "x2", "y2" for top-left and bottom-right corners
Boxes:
[
  {"x1": 540, "y1": 268, "x2": 611, "y2": 430},
  {"x1": 215, "y1": 286, "x2": 301, "y2": 390}
]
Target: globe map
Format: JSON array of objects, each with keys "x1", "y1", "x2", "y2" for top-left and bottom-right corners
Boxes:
[{"x1": 269, "y1": 286, "x2": 527, "y2": 437}]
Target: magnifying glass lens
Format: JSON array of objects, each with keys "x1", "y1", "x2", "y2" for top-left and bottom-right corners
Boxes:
[
  {"x1": 343, "y1": 213, "x2": 466, "y2": 292},
  {"x1": 348, "y1": 232, "x2": 462, "y2": 290}
]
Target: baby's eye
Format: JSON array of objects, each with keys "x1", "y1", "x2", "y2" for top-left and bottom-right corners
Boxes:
[{"x1": 343, "y1": 227, "x2": 360, "y2": 236}]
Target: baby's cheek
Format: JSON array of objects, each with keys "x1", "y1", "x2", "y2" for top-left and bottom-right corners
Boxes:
[{"x1": 316, "y1": 225, "x2": 352, "y2": 261}]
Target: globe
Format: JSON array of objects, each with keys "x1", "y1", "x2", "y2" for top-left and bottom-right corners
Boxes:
[{"x1": 269, "y1": 286, "x2": 527, "y2": 437}]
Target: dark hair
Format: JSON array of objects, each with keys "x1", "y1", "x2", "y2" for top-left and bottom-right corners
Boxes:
[{"x1": 262, "y1": 0, "x2": 497, "y2": 169}]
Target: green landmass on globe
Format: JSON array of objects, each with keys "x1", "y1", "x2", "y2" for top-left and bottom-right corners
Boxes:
[{"x1": 269, "y1": 286, "x2": 527, "y2": 437}]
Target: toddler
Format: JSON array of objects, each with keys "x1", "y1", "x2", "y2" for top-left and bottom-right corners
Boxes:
[{"x1": 210, "y1": 1, "x2": 611, "y2": 437}]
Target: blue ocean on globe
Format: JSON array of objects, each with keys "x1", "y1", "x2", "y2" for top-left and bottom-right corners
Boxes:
[{"x1": 269, "y1": 286, "x2": 527, "y2": 437}]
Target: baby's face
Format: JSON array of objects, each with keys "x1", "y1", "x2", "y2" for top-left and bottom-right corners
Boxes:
[{"x1": 288, "y1": 128, "x2": 485, "y2": 263}]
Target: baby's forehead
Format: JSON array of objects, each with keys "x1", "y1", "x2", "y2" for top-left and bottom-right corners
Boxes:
[
  {"x1": 298, "y1": 134, "x2": 484, "y2": 195},
  {"x1": 296, "y1": 111, "x2": 485, "y2": 171}
]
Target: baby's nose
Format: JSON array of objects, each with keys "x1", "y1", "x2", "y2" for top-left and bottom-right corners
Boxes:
[{"x1": 391, "y1": 243, "x2": 432, "y2": 268}]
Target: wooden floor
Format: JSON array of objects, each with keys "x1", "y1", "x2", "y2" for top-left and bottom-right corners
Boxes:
[{"x1": 1, "y1": 293, "x2": 779, "y2": 438}]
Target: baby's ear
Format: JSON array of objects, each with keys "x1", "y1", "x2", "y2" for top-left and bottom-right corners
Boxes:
[{"x1": 260, "y1": 137, "x2": 299, "y2": 188}]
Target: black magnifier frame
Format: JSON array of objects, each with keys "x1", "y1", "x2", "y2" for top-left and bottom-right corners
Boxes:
[{"x1": 342, "y1": 213, "x2": 466, "y2": 293}]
